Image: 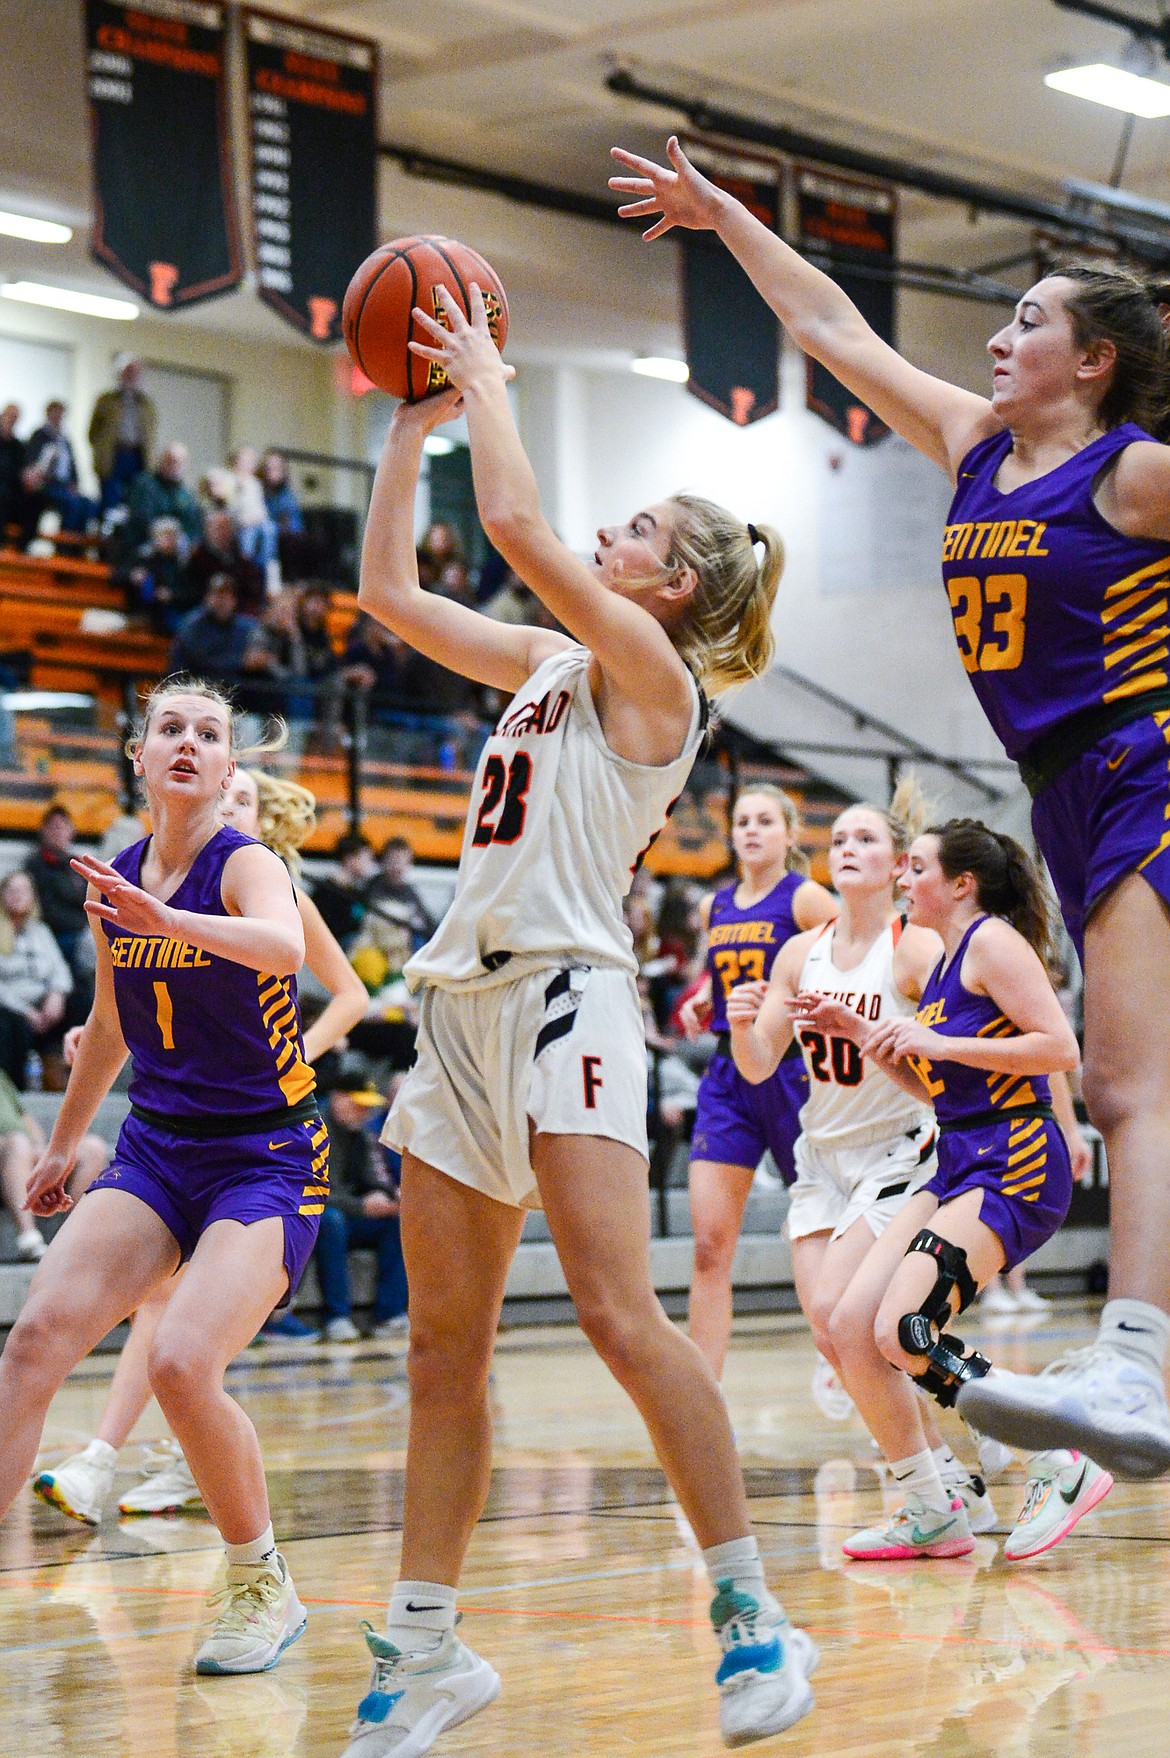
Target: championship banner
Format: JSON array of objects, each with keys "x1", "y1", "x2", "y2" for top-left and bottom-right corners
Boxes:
[
  {"x1": 680, "y1": 142, "x2": 781, "y2": 426},
  {"x1": 796, "y1": 169, "x2": 897, "y2": 446},
  {"x1": 242, "y1": 9, "x2": 378, "y2": 344},
  {"x1": 85, "y1": 0, "x2": 241, "y2": 307}
]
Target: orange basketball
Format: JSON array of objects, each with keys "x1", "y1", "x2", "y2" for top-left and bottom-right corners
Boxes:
[{"x1": 342, "y1": 235, "x2": 509, "y2": 402}]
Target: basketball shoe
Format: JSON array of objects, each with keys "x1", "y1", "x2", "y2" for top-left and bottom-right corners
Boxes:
[
  {"x1": 953, "y1": 1472, "x2": 998, "y2": 1535},
  {"x1": 194, "y1": 1554, "x2": 306, "y2": 1674},
  {"x1": 119, "y1": 1440, "x2": 203, "y2": 1515},
  {"x1": 843, "y1": 1493, "x2": 975, "y2": 1560},
  {"x1": 711, "y1": 1579, "x2": 816, "y2": 1746},
  {"x1": 810, "y1": 1354, "x2": 855, "y2": 1422},
  {"x1": 32, "y1": 1439, "x2": 115, "y2": 1524},
  {"x1": 339, "y1": 1622, "x2": 501, "y2": 1757},
  {"x1": 958, "y1": 1345, "x2": 1170, "y2": 1479},
  {"x1": 1002, "y1": 1450, "x2": 1113, "y2": 1562}
]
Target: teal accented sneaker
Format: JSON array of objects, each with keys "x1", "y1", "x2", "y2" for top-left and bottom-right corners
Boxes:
[
  {"x1": 194, "y1": 1554, "x2": 306, "y2": 1674},
  {"x1": 711, "y1": 1579, "x2": 815, "y2": 1747},
  {"x1": 1003, "y1": 1450, "x2": 1113, "y2": 1562},
  {"x1": 340, "y1": 1622, "x2": 501, "y2": 1758},
  {"x1": 843, "y1": 1493, "x2": 975, "y2": 1561}
]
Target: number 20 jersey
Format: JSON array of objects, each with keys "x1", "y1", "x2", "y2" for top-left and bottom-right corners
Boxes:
[
  {"x1": 943, "y1": 423, "x2": 1170, "y2": 760},
  {"x1": 795, "y1": 920, "x2": 933, "y2": 1148},
  {"x1": 405, "y1": 644, "x2": 706, "y2": 992}
]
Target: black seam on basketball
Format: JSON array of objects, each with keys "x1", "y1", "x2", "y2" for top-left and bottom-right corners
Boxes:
[
  {"x1": 350, "y1": 246, "x2": 414, "y2": 386},
  {"x1": 406, "y1": 250, "x2": 420, "y2": 399},
  {"x1": 428, "y1": 237, "x2": 472, "y2": 316}
]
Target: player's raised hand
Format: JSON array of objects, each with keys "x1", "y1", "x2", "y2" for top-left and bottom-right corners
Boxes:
[
  {"x1": 678, "y1": 987, "x2": 713, "y2": 1040},
  {"x1": 71, "y1": 853, "x2": 177, "y2": 938},
  {"x1": 725, "y1": 978, "x2": 769, "y2": 1027},
  {"x1": 390, "y1": 385, "x2": 464, "y2": 439},
  {"x1": 409, "y1": 283, "x2": 515, "y2": 392},
  {"x1": 609, "y1": 136, "x2": 725, "y2": 240},
  {"x1": 791, "y1": 991, "x2": 864, "y2": 1042}
]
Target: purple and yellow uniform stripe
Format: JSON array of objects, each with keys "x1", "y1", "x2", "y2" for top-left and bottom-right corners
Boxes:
[
  {"x1": 85, "y1": 825, "x2": 328, "y2": 1297},
  {"x1": 910, "y1": 915, "x2": 1071, "y2": 1272}
]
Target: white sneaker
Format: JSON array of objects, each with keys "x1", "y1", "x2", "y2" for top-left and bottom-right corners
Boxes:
[
  {"x1": 323, "y1": 1317, "x2": 362, "y2": 1343},
  {"x1": 372, "y1": 1315, "x2": 409, "y2": 1342},
  {"x1": 194, "y1": 1554, "x2": 306, "y2": 1675},
  {"x1": 1013, "y1": 1287, "x2": 1050, "y2": 1314},
  {"x1": 32, "y1": 1440, "x2": 115, "y2": 1524},
  {"x1": 119, "y1": 1439, "x2": 203, "y2": 1515},
  {"x1": 973, "y1": 1431, "x2": 1016, "y2": 1480},
  {"x1": 711, "y1": 1580, "x2": 815, "y2": 1747},
  {"x1": 809, "y1": 1354, "x2": 855, "y2": 1422},
  {"x1": 953, "y1": 1472, "x2": 998, "y2": 1535},
  {"x1": 843, "y1": 1494, "x2": 975, "y2": 1561},
  {"x1": 958, "y1": 1345, "x2": 1170, "y2": 1480},
  {"x1": 1003, "y1": 1450, "x2": 1114, "y2": 1561},
  {"x1": 340, "y1": 1623, "x2": 501, "y2": 1757},
  {"x1": 15, "y1": 1227, "x2": 46, "y2": 1261},
  {"x1": 979, "y1": 1285, "x2": 1019, "y2": 1315}
]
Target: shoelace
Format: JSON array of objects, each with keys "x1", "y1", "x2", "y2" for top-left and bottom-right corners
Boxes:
[
  {"x1": 1014, "y1": 1471, "x2": 1053, "y2": 1524},
  {"x1": 207, "y1": 1574, "x2": 282, "y2": 1634},
  {"x1": 137, "y1": 1440, "x2": 184, "y2": 1476},
  {"x1": 1034, "y1": 1343, "x2": 1111, "y2": 1382}
]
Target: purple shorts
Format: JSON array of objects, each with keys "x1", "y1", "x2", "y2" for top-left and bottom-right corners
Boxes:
[
  {"x1": 1032, "y1": 710, "x2": 1170, "y2": 959},
  {"x1": 86, "y1": 1110, "x2": 330, "y2": 1302},
  {"x1": 689, "y1": 1049, "x2": 808, "y2": 1184},
  {"x1": 921, "y1": 1114, "x2": 1071, "y2": 1272}
]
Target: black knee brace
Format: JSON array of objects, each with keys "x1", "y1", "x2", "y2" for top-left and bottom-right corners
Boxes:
[{"x1": 896, "y1": 1229, "x2": 990, "y2": 1407}]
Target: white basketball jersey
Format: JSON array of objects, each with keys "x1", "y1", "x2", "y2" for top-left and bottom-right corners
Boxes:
[
  {"x1": 796, "y1": 920, "x2": 934, "y2": 1146},
  {"x1": 405, "y1": 644, "x2": 704, "y2": 992}
]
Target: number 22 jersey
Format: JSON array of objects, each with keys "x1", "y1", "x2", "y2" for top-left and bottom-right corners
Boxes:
[{"x1": 405, "y1": 644, "x2": 705, "y2": 992}]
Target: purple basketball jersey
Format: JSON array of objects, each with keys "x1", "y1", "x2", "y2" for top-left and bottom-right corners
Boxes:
[
  {"x1": 943, "y1": 424, "x2": 1170, "y2": 758},
  {"x1": 105, "y1": 826, "x2": 315, "y2": 1118},
  {"x1": 706, "y1": 871, "x2": 802, "y2": 1033},
  {"x1": 912, "y1": 915, "x2": 1052, "y2": 1123}
]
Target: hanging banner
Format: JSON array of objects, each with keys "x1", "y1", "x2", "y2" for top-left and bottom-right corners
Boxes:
[
  {"x1": 85, "y1": 0, "x2": 241, "y2": 308},
  {"x1": 680, "y1": 141, "x2": 781, "y2": 426},
  {"x1": 796, "y1": 169, "x2": 896, "y2": 446},
  {"x1": 242, "y1": 9, "x2": 378, "y2": 344}
]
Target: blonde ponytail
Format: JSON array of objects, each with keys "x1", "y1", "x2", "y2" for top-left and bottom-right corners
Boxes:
[{"x1": 661, "y1": 495, "x2": 783, "y2": 694}]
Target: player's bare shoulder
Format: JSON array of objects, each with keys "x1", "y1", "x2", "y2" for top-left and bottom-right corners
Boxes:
[{"x1": 893, "y1": 921, "x2": 943, "y2": 1000}]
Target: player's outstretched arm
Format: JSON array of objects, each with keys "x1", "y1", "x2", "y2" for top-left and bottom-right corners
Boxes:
[
  {"x1": 728, "y1": 936, "x2": 807, "y2": 1082},
  {"x1": 359, "y1": 387, "x2": 569, "y2": 693},
  {"x1": 410, "y1": 285, "x2": 696, "y2": 749},
  {"x1": 609, "y1": 136, "x2": 997, "y2": 477}
]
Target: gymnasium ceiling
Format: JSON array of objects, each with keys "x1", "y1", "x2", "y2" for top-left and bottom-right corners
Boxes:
[{"x1": 3, "y1": 0, "x2": 1170, "y2": 365}]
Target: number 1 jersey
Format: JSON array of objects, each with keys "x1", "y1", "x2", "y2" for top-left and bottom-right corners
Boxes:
[{"x1": 405, "y1": 644, "x2": 705, "y2": 992}]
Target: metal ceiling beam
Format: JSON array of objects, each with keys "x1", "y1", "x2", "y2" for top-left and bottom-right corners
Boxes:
[
  {"x1": 604, "y1": 67, "x2": 1170, "y2": 264},
  {"x1": 1050, "y1": 0, "x2": 1170, "y2": 55}
]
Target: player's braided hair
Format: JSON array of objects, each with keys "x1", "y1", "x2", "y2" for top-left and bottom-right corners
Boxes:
[
  {"x1": 930, "y1": 818, "x2": 1053, "y2": 963},
  {"x1": 659, "y1": 495, "x2": 782, "y2": 694},
  {"x1": 1050, "y1": 262, "x2": 1170, "y2": 434}
]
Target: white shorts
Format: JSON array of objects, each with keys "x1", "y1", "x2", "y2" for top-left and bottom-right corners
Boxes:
[
  {"x1": 785, "y1": 1118, "x2": 938, "y2": 1244},
  {"x1": 382, "y1": 965, "x2": 649, "y2": 1209}
]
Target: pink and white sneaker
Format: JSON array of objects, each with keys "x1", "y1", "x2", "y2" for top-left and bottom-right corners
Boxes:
[
  {"x1": 843, "y1": 1494, "x2": 975, "y2": 1561},
  {"x1": 1003, "y1": 1450, "x2": 1113, "y2": 1562}
]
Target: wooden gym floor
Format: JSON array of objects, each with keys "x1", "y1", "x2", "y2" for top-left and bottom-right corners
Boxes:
[{"x1": 2, "y1": 1300, "x2": 1168, "y2": 1757}]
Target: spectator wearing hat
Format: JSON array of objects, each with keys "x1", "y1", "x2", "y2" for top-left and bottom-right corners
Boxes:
[
  {"x1": 88, "y1": 353, "x2": 157, "y2": 517},
  {"x1": 313, "y1": 1055, "x2": 407, "y2": 1343}
]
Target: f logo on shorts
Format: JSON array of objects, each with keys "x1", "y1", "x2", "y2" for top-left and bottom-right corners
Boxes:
[{"x1": 582, "y1": 1055, "x2": 603, "y2": 1109}]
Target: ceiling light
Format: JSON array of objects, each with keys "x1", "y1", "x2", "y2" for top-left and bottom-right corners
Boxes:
[
  {"x1": 631, "y1": 356, "x2": 690, "y2": 383},
  {"x1": 0, "y1": 211, "x2": 72, "y2": 244},
  {"x1": 1044, "y1": 63, "x2": 1170, "y2": 118},
  {"x1": 423, "y1": 435, "x2": 456, "y2": 456},
  {"x1": 0, "y1": 281, "x2": 138, "y2": 320}
]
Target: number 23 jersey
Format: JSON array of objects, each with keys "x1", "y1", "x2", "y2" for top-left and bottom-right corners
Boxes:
[
  {"x1": 795, "y1": 919, "x2": 933, "y2": 1147},
  {"x1": 405, "y1": 644, "x2": 705, "y2": 992}
]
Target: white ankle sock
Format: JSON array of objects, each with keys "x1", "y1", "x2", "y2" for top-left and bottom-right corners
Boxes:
[
  {"x1": 931, "y1": 1445, "x2": 968, "y2": 1492},
  {"x1": 386, "y1": 1580, "x2": 457, "y2": 1654},
  {"x1": 83, "y1": 1439, "x2": 117, "y2": 1467},
  {"x1": 890, "y1": 1448, "x2": 951, "y2": 1514},
  {"x1": 702, "y1": 1537, "x2": 781, "y2": 1616},
  {"x1": 1098, "y1": 1300, "x2": 1170, "y2": 1376},
  {"x1": 225, "y1": 1524, "x2": 278, "y2": 1570}
]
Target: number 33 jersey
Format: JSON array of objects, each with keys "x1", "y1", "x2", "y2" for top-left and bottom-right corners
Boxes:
[
  {"x1": 795, "y1": 919, "x2": 933, "y2": 1148},
  {"x1": 405, "y1": 644, "x2": 705, "y2": 992}
]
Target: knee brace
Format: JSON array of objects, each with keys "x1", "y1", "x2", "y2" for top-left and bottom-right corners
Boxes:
[{"x1": 896, "y1": 1229, "x2": 990, "y2": 1408}]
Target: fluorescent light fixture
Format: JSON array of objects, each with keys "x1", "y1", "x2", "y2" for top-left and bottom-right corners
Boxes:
[
  {"x1": 0, "y1": 281, "x2": 138, "y2": 320},
  {"x1": 1044, "y1": 63, "x2": 1170, "y2": 119},
  {"x1": 423, "y1": 434, "x2": 456, "y2": 456},
  {"x1": 631, "y1": 355, "x2": 690, "y2": 383},
  {"x1": 0, "y1": 210, "x2": 72, "y2": 244}
]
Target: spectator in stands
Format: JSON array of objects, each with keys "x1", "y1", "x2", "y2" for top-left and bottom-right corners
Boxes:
[
  {"x1": 311, "y1": 831, "x2": 376, "y2": 949},
  {"x1": 365, "y1": 836, "x2": 437, "y2": 952},
  {"x1": 184, "y1": 505, "x2": 265, "y2": 615},
  {"x1": 342, "y1": 610, "x2": 410, "y2": 705},
  {"x1": 168, "y1": 573, "x2": 264, "y2": 690},
  {"x1": 260, "y1": 448, "x2": 304, "y2": 535},
  {"x1": 24, "y1": 806, "x2": 88, "y2": 973},
  {"x1": 0, "y1": 869, "x2": 71, "y2": 1087},
  {"x1": 22, "y1": 401, "x2": 96, "y2": 537},
  {"x1": 87, "y1": 352, "x2": 156, "y2": 518},
  {"x1": 0, "y1": 404, "x2": 29, "y2": 548},
  {"x1": 313, "y1": 1055, "x2": 407, "y2": 1342},
  {"x1": 125, "y1": 515, "x2": 195, "y2": 633},
  {"x1": 0, "y1": 1067, "x2": 109, "y2": 1262},
  {"x1": 226, "y1": 445, "x2": 278, "y2": 574},
  {"x1": 483, "y1": 568, "x2": 540, "y2": 626},
  {"x1": 116, "y1": 441, "x2": 204, "y2": 563},
  {"x1": 296, "y1": 585, "x2": 340, "y2": 685},
  {"x1": 419, "y1": 519, "x2": 464, "y2": 574},
  {"x1": 434, "y1": 558, "x2": 474, "y2": 604}
]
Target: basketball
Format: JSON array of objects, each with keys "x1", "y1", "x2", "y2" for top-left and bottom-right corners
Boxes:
[{"x1": 342, "y1": 235, "x2": 509, "y2": 401}]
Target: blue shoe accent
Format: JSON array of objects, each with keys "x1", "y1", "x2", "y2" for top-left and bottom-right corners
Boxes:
[
  {"x1": 715, "y1": 1638, "x2": 782, "y2": 1686},
  {"x1": 355, "y1": 1689, "x2": 404, "y2": 1724},
  {"x1": 260, "y1": 1313, "x2": 318, "y2": 1339},
  {"x1": 194, "y1": 1613, "x2": 307, "y2": 1675}
]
